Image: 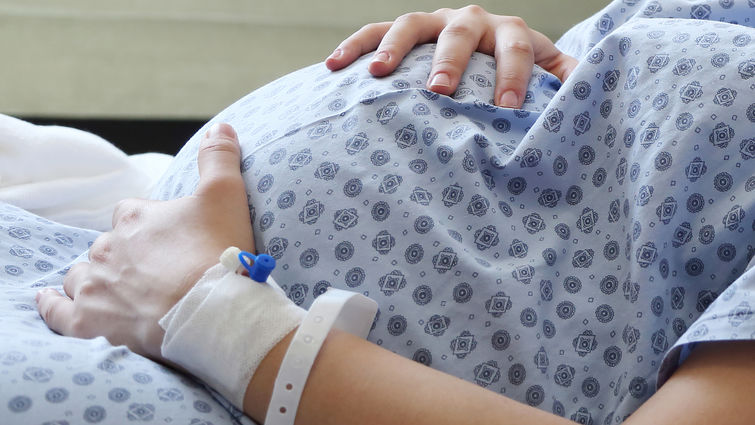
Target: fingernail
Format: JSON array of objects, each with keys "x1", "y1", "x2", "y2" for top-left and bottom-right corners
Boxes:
[
  {"x1": 205, "y1": 122, "x2": 237, "y2": 141},
  {"x1": 329, "y1": 48, "x2": 342, "y2": 60},
  {"x1": 372, "y1": 51, "x2": 389, "y2": 64},
  {"x1": 429, "y1": 72, "x2": 451, "y2": 89},
  {"x1": 499, "y1": 90, "x2": 519, "y2": 108}
]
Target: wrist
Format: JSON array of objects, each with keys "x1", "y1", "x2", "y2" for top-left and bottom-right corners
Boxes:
[
  {"x1": 244, "y1": 326, "x2": 298, "y2": 421},
  {"x1": 253, "y1": 288, "x2": 378, "y2": 424},
  {"x1": 159, "y1": 261, "x2": 306, "y2": 408}
]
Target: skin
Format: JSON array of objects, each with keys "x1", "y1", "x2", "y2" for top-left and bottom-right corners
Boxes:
[
  {"x1": 324, "y1": 6, "x2": 578, "y2": 108},
  {"x1": 36, "y1": 6, "x2": 755, "y2": 425},
  {"x1": 36, "y1": 123, "x2": 254, "y2": 362}
]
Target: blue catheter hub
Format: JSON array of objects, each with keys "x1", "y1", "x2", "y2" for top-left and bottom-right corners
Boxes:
[{"x1": 238, "y1": 251, "x2": 276, "y2": 283}]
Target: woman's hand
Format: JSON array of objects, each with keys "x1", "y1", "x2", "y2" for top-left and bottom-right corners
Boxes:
[
  {"x1": 325, "y1": 5, "x2": 578, "y2": 108},
  {"x1": 35, "y1": 123, "x2": 254, "y2": 361}
]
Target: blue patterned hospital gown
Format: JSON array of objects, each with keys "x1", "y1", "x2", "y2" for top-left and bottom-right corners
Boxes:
[{"x1": 3, "y1": 1, "x2": 755, "y2": 424}]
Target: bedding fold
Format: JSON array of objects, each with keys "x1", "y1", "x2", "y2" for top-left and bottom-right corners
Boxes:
[{"x1": 0, "y1": 114, "x2": 173, "y2": 231}]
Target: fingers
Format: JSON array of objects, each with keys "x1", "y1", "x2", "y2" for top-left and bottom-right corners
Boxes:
[
  {"x1": 194, "y1": 122, "x2": 245, "y2": 198},
  {"x1": 328, "y1": 6, "x2": 577, "y2": 111},
  {"x1": 62, "y1": 261, "x2": 90, "y2": 299},
  {"x1": 367, "y1": 12, "x2": 444, "y2": 77},
  {"x1": 326, "y1": 22, "x2": 393, "y2": 71},
  {"x1": 492, "y1": 17, "x2": 535, "y2": 108},
  {"x1": 88, "y1": 232, "x2": 112, "y2": 264},
  {"x1": 428, "y1": 10, "x2": 487, "y2": 96},
  {"x1": 36, "y1": 288, "x2": 75, "y2": 335},
  {"x1": 193, "y1": 122, "x2": 253, "y2": 250},
  {"x1": 529, "y1": 29, "x2": 579, "y2": 82},
  {"x1": 554, "y1": 56, "x2": 579, "y2": 83}
]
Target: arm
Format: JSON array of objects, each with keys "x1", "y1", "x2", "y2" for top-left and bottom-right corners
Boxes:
[
  {"x1": 246, "y1": 327, "x2": 569, "y2": 425},
  {"x1": 247, "y1": 330, "x2": 755, "y2": 425},
  {"x1": 325, "y1": 6, "x2": 578, "y2": 108},
  {"x1": 627, "y1": 340, "x2": 755, "y2": 424}
]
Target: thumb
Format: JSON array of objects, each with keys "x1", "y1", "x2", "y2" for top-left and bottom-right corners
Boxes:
[{"x1": 195, "y1": 122, "x2": 244, "y2": 198}]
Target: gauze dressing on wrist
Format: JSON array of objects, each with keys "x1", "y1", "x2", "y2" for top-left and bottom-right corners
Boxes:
[{"x1": 159, "y1": 262, "x2": 305, "y2": 408}]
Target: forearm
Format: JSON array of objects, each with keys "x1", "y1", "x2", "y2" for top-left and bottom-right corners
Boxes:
[
  {"x1": 243, "y1": 314, "x2": 755, "y2": 425},
  {"x1": 245, "y1": 328, "x2": 571, "y2": 425}
]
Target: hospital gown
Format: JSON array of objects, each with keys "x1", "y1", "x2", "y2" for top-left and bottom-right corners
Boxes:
[{"x1": 2, "y1": 0, "x2": 755, "y2": 423}]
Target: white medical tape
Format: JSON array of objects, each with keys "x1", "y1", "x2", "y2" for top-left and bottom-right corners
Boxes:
[{"x1": 159, "y1": 263, "x2": 306, "y2": 408}]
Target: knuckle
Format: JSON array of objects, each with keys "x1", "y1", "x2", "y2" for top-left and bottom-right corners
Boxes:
[
  {"x1": 198, "y1": 138, "x2": 238, "y2": 157},
  {"x1": 77, "y1": 282, "x2": 95, "y2": 298},
  {"x1": 201, "y1": 175, "x2": 245, "y2": 197},
  {"x1": 461, "y1": 4, "x2": 487, "y2": 17},
  {"x1": 113, "y1": 199, "x2": 143, "y2": 227},
  {"x1": 395, "y1": 12, "x2": 427, "y2": 27},
  {"x1": 112, "y1": 198, "x2": 130, "y2": 216},
  {"x1": 77, "y1": 280, "x2": 103, "y2": 298},
  {"x1": 500, "y1": 39, "x2": 534, "y2": 57},
  {"x1": 432, "y1": 7, "x2": 452, "y2": 15},
  {"x1": 442, "y1": 22, "x2": 476, "y2": 39},
  {"x1": 501, "y1": 15, "x2": 528, "y2": 29},
  {"x1": 65, "y1": 262, "x2": 87, "y2": 279},
  {"x1": 119, "y1": 207, "x2": 142, "y2": 226},
  {"x1": 40, "y1": 299, "x2": 55, "y2": 323},
  {"x1": 88, "y1": 234, "x2": 112, "y2": 263},
  {"x1": 360, "y1": 22, "x2": 385, "y2": 34},
  {"x1": 63, "y1": 262, "x2": 86, "y2": 292},
  {"x1": 499, "y1": 74, "x2": 530, "y2": 90},
  {"x1": 433, "y1": 55, "x2": 464, "y2": 72},
  {"x1": 359, "y1": 22, "x2": 377, "y2": 32},
  {"x1": 69, "y1": 315, "x2": 89, "y2": 338}
]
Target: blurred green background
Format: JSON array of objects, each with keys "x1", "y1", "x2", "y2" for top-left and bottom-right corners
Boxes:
[{"x1": 0, "y1": 0, "x2": 607, "y2": 152}]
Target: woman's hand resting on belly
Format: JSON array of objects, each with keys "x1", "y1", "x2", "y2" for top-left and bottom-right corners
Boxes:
[
  {"x1": 35, "y1": 123, "x2": 253, "y2": 362},
  {"x1": 325, "y1": 5, "x2": 578, "y2": 108}
]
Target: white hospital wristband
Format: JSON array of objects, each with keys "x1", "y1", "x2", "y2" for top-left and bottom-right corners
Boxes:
[{"x1": 265, "y1": 288, "x2": 378, "y2": 425}]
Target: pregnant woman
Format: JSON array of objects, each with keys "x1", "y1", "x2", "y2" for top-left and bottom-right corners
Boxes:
[{"x1": 11, "y1": 0, "x2": 755, "y2": 424}]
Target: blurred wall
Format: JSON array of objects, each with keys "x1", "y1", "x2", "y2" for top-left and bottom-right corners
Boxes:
[{"x1": 0, "y1": 1, "x2": 607, "y2": 119}]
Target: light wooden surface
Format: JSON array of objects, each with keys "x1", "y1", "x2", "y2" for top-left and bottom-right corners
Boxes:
[{"x1": 0, "y1": 1, "x2": 606, "y2": 119}]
